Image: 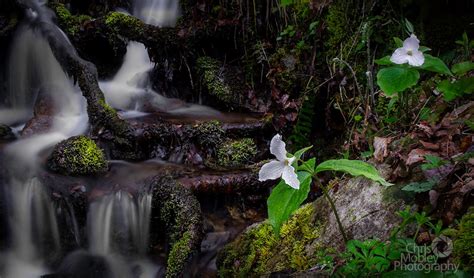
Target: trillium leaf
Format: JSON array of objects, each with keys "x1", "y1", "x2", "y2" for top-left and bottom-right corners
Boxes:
[
  {"x1": 267, "y1": 171, "x2": 312, "y2": 235},
  {"x1": 292, "y1": 146, "x2": 312, "y2": 162},
  {"x1": 375, "y1": 56, "x2": 393, "y2": 66},
  {"x1": 418, "y1": 46, "x2": 431, "y2": 53},
  {"x1": 376, "y1": 66, "x2": 420, "y2": 95},
  {"x1": 437, "y1": 77, "x2": 474, "y2": 101},
  {"x1": 452, "y1": 61, "x2": 474, "y2": 76},
  {"x1": 419, "y1": 54, "x2": 452, "y2": 76},
  {"x1": 315, "y1": 159, "x2": 392, "y2": 186}
]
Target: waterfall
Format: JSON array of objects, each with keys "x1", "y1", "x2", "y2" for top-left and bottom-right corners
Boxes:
[
  {"x1": 88, "y1": 191, "x2": 152, "y2": 256},
  {"x1": 100, "y1": 0, "x2": 222, "y2": 118},
  {"x1": 0, "y1": 3, "x2": 88, "y2": 277}
]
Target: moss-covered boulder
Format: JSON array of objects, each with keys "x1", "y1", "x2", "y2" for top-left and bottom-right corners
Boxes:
[
  {"x1": 48, "y1": 135, "x2": 108, "y2": 175},
  {"x1": 0, "y1": 124, "x2": 15, "y2": 141},
  {"x1": 217, "y1": 203, "x2": 331, "y2": 277},
  {"x1": 216, "y1": 138, "x2": 257, "y2": 168},
  {"x1": 453, "y1": 207, "x2": 474, "y2": 271}
]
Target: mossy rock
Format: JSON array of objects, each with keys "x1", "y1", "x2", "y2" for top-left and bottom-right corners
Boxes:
[
  {"x1": 105, "y1": 11, "x2": 144, "y2": 35},
  {"x1": 216, "y1": 138, "x2": 257, "y2": 168},
  {"x1": 216, "y1": 203, "x2": 331, "y2": 277},
  {"x1": 0, "y1": 124, "x2": 15, "y2": 141},
  {"x1": 194, "y1": 120, "x2": 225, "y2": 150},
  {"x1": 196, "y1": 56, "x2": 233, "y2": 103},
  {"x1": 48, "y1": 135, "x2": 108, "y2": 176},
  {"x1": 453, "y1": 207, "x2": 474, "y2": 271}
]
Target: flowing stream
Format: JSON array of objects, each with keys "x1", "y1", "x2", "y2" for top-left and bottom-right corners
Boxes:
[{"x1": 0, "y1": 0, "x2": 183, "y2": 277}]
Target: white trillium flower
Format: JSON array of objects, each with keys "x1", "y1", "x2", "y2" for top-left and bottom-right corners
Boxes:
[
  {"x1": 390, "y1": 34, "x2": 425, "y2": 67},
  {"x1": 258, "y1": 134, "x2": 300, "y2": 189}
]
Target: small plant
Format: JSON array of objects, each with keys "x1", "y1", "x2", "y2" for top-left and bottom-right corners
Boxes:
[{"x1": 259, "y1": 134, "x2": 391, "y2": 239}]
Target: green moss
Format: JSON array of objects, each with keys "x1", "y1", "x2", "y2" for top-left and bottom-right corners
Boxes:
[
  {"x1": 48, "y1": 135, "x2": 108, "y2": 175},
  {"x1": 51, "y1": 3, "x2": 91, "y2": 35},
  {"x1": 217, "y1": 204, "x2": 330, "y2": 276},
  {"x1": 166, "y1": 231, "x2": 193, "y2": 278},
  {"x1": 196, "y1": 57, "x2": 233, "y2": 103},
  {"x1": 453, "y1": 207, "x2": 474, "y2": 271},
  {"x1": 216, "y1": 138, "x2": 257, "y2": 168},
  {"x1": 105, "y1": 12, "x2": 143, "y2": 35},
  {"x1": 195, "y1": 120, "x2": 225, "y2": 149}
]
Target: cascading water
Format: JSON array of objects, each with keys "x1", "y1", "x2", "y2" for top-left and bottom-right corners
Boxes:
[
  {"x1": 100, "y1": 0, "x2": 223, "y2": 118},
  {"x1": 0, "y1": 4, "x2": 88, "y2": 278}
]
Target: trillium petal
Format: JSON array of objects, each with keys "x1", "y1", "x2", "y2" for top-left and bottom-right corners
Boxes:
[
  {"x1": 403, "y1": 34, "x2": 420, "y2": 51},
  {"x1": 407, "y1": 50, "x2": 425, "y2": 67},
  {"x1": 390, "y1": 48, "x2": 409, "y2": 65},
  {"x1": 282, "y1": 165, "x2": 300, "y2": 190},
  {"x1": 270, "y1": 134, "x2": 287, "y2": 161},
  {"x1": 259, "y1": 160, "x2": 285, "y2": 181}
]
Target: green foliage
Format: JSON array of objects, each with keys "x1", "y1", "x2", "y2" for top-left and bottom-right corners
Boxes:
[
  {"x1": 315, "y1": 159, "x2": 392, "y2": 186},
  {"x1": 421, "y1": 155, "x2": 448, "y2": 171},
  {"x1": 339, "y1": 239, "x2": 399, "y2": 276},
  {"x1": 419, "y1": 55, "x2": 453, "y2": 76},
  {"x1": 267, "y1": 161, "x2": 313, "y2": 235},
  {"x1": 402, "y1": 179, "x2": 437, "y2": 193},
  {"x1": 451, "y1": 62, "x2": 474, "y2": 76},
  {"x1": 377, "y1": 66, "x2": 420, "y2": 95},
  {"x1": 289, "y1": 93, "x2": 316, "y2": 150},
  {"x1": 437, "y1": 77, "x2": 474, "y2": 101},
  {"x1": 217, "y1": 138, "x2": 257, "y2": 168}
]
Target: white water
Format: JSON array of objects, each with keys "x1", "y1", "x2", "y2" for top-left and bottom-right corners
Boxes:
[
  {"x1": 99, "y1": 0, "x2": 223, "y2": 118},
  {"x1": 84, "y1": 191, "x2": 157, "y2": 278},
  {"x1": 1, "y1": 21, "x2": 88, "y2": 278}
]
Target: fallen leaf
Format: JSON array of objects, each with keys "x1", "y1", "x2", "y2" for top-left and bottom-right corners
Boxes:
[
  {"x1": 420, "y1": 140, "x2": 439, "y2": 150},
  {"x1": 406, "y1": 148, "x2": 434, "y2": 166},
  {"x1": 373, "y1": 137, "x2": 392, "y2": 162}
]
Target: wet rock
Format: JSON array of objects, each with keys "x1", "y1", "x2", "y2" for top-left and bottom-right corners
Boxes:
[
  {"x1": 48, "y1": 135, "x2": 108, "y2": 176},
  {"x1": 0, "y1": 124, "x2": 15, "y2": 141}
]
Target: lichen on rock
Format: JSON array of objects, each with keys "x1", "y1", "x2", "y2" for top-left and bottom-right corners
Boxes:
[
  {"x1": 47, "y1": 135, "x2": 108, "y2": 176},
  {"x1": 196, "y1": 56, "x2": 233, "y2": 103}
]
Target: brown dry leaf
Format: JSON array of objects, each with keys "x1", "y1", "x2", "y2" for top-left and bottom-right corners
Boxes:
[
  {"x1": 420, "y1": 140, "x2": 440, "y2": 151},
  {"x1": 406, "y1": 148, "x2": 434, "y2": 165},
  {"x1": 373, "y1": 137, "x2": 392, "y2": 162},
  {"x1": 416, "y1": 123, "x2": 434, "y2": 136}
]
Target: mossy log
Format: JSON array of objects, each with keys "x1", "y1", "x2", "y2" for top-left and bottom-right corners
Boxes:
[{"x1": 151, "y1": 176, "x2": 203, "y2": 278}]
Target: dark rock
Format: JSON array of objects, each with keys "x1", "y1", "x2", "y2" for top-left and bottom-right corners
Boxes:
[{"x1": 0, "y1": 124, "x2": 15, "y2": 141}]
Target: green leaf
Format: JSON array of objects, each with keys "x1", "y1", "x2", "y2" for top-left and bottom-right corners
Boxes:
[
  {"x1": 375, "y1": 56, "x2": 392, "y2": 66},
  {"x1": 280, "y1": 0, "x2": 293, "y2": 6},
  {"x1": 402, "y1": 179, "x2": 437, "y2": 193},
  {"x1": 292, "y1": 146, "x2": 312, "y2": 162},
  {"x1": 315, "y1": 159, "x2": 392, "y2": 186},
  {"x1": 376, "y1": 66, "x2": 420, "y2": 95},
  {"x1": 419, "y1": 46, "x2": 431, "y2": 53},
  {"x1": 267, "y1": 171, "x2": 312, "y2": 235},
  {"x1": 452, "y1": 61, "x2": 474, "y2": 76},
  {"x1": 393, "y1": 37, "x2": 403, "y2": 48},
  {"x1": 298, "y1": 158, "x2": 316, "y2": 173},
  {"x1": 437, "y1": 76, "x2": 474, "y2": 101},
  {"x1": 419, "y1": 54, "x2": 452, "y2": 75}
]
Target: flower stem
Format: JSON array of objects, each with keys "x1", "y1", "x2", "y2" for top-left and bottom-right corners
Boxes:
[{"x1": 313, "y1": 176, "x2": 348, "y2": 243}]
